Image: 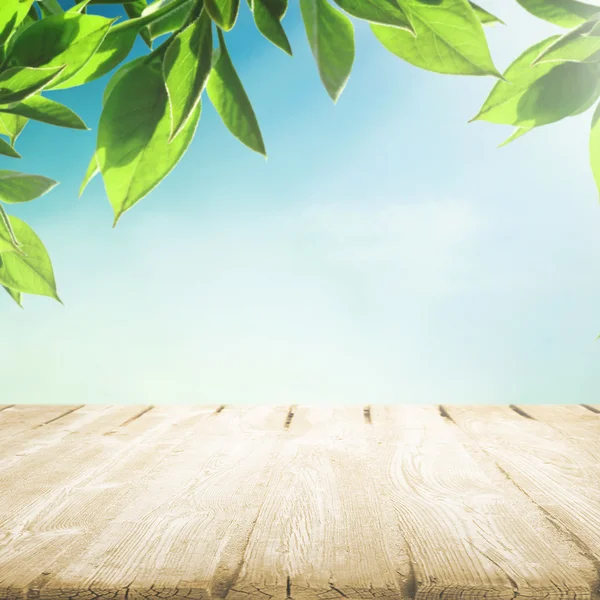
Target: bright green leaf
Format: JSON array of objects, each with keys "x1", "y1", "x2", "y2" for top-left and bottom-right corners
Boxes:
[
  {"x1": 332, "y1": 0, "x2": 413, "y2": 31},
  {"x1": 371, "y1": 0, "x2": 500, "y2": 76},
  {"x1": 164, "y1": 10, "x2": 212, "y2": 140},
  {"x1": 67, "y1": 0, "x2": 93, "y2": 12},
  {"x1": 533, "y1": 16, "x2": 600, "y2": 65},
  {"x1": 7, "y1": 13, "x2": 114, "y2": 88},
  {"x1": 0, "y1": 112, "x2": 28, "y2": 145},
  {"x1": 80, "y1": 152, "x2": 99, "y2": 197},
  {"x1": 97, "y1": 58, "x2": 200, "y2": 224},
  {"x1": 498, "y1": 126, "x2": 532, "y2": 147},
  {"x1": 0, "y1": 0, "x2": 19, "y2": 47},
  {"x1": 300, "y1": 0, "x2": 355, "y2": 102},
  {"x1": 0, "y1": 66, "x2": 65, "y2": 105},
  {"x1": 204, "y1": 0, "x2": 240, "y2": 30},
  {"x1": 0, "y1": 137, "x2": 21, "y2": 158},
  {"x1": 473, "y1": 36, "x2": 561, "y2": 123},
  {"x1": 0, "y1": 216, "x2": 60, "y2": 301},
  {"x1": 3, "y1": 285, "x2": 22, "y2": 307},
  {"x1": 206, "y1": 29, "x2": 266, "y2": 155},
  {"x1": 0, "y1": 170, "x2": 58, "y2": 204},
  {"x1": 470, "y1": 2, "x2": 504, "y2": 25},
  {"x1": 103, "y1": 54, "x2": 147, "y2": 105},
  {"x1": 0, "y1": 95, "x2": 88, "y2": 130},
  {"x1": 51, "y1": 26, "x2": 140, "y2": 90},
  {"x1": 251, "y1": 0, "x2": 293, "y2": 54},
  {"x1": 515, "y1": 0, "x2": 599, "y2": 28},
  {"x1": 141, "y1": 0, "x2": 194, "y2": 38},
  {"x1": 0, "y1": 206, "x2": 22, "y2": 253}
]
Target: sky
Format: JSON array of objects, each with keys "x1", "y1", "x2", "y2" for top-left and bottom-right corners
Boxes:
[{"x1": 2, "y1": 0, "x2": 600, "y2": 405}]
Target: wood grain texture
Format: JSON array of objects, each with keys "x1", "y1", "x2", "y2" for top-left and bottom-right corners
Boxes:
[
  {"x1": 0, "y1": 405, "x2": 599, "y2": 600},
  {"x1": 445, "y1": 405, "x2": 600, "y2": 598}
]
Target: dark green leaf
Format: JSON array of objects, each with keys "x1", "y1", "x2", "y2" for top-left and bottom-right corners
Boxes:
[
  {"x1": 515, "y1": 0, "x2": 599, "y2": 28},
  {"x1": 38, "y1": 0, "x2": 64, "y2": 15},
  {"x1": 300, "y1": 0, "x2": 355, "y2": 101},
  {"x1": 0, "y1": 65, "x2": 65, "y2": 105},
  {"x1": 0, "y1": 170, "x2": 57, "y2": 204},
  {"x1": 470, "y1": 2, "x2": 503, "y2": 25},
  {"x1": 332, "y1": 0, "x2": 413, "y2": 31},
  {"x1": 204, "y1": 0, "x2": 240, "y2": 30},
  {"x1": 164, "y1": 9, "x2": 212, "y2": 140},
  {"x1": 251, "y1": 0, "x2": 293, "y2": 53},
  {"x1": 206, "y1": 29, "x2": 266, "y2": 155},
  {"x1": 123, "y1": 0, "x2": 152, "y2": 47},
  {"x1": 103, "y1": 54, "x2": 147, "y2": 105},
  {"x1": 8, "y1": 13, "x2": 114, "y2": 88},
  {"x1": 0, "y1": 137, "x2": 21, "y2": 158},
  {"x1": 0, "y1": 216, "x2": 60, "y2": 301},
  {"x1": 97, "y1": 58, "x2": 200, "y2": 224},
  {"x1": 3, "y1": 285, "x2": 22, "y2": 307},
  {"x1": 0, "y1": 112, "x2": 28, "y2": 145},
  {"x1": 473, "y1": 36, "x2": 561, "y2": 123},
  {"x1": 0, "y1": 95, "x2": 88, "y2": 130},
  {"x1": 80, "y1": 152, "x2": 99, "y2": 197},
  {"x1": 372, "y1": 0, "x2": 500, "y2": 76}
]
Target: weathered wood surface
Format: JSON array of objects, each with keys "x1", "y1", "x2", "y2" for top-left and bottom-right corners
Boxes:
[{"x1": 0, "y1": 405, "x2": 598, "y2": 600}]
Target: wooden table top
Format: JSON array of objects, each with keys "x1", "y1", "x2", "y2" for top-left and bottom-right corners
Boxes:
[{"x1": 0, "y1": 404, "x2": 599, "y2": 600}]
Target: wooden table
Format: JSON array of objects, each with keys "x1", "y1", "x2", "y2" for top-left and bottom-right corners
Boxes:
[{"x1": 1, "y1": 404, "x2": 599, "y2": 600}]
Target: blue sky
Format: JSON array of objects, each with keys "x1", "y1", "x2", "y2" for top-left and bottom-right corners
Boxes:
[{"x1": 2, "y1": 0, "x2": 600, "y2": 405}]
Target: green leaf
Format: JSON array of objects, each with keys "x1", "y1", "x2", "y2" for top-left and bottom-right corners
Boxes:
[
  {"x1": 0, "y1": 170, "x2": 57, "y2": 204},
  {"x1": 514, "y1": 0, "x2": 599, "y2": 28},
  {"x1": 97, "y1": 58, "x2": 201, "y2": 224},
  {"x1": 300, "y1": 0, "x2": 355, "y2": 101},
  {"x1": 0, "y1": 137, "x2": 21, "y2": 158},
  {"x1": 123, "y1": 0, "x2": 152, "y2": 47},
  {"x1": 0, "y1": 112, "x2": 28, "y2": 145},
  {"x1": 0, "y1": 206, "x2": 22, "y2": 253},
  {"x1": 7, "y1": 13, "x2": 114, "y2": 88},
  {"x1": 3, "y1": 285, "x2": 22, "y2": 307},
  {"x1": 590, "y1": 101, "x2": 600, "y2": 195},
  {"x1": 0, "y1": 216, "x2": 60, "y2": 301},
  {"x1": 103, "y1": 54, "x2": 147, "y2": 105},
  {"x1": 204, "y1": 0, "x2": 240, "y2": 30},
  {"x1": 498, "y1": 126, "x2": 532, "y2": 147},
  {"x1": 164, "y1": 9, "x2": 212, "y2": 140},
  {"x1": 250, "y1": 0, "x2": 293, "y2": 54},
  {"x1": 142, "y1": 0, "x2": 194, "y2": 39},
  {"x1": 533, "y1": 16, "x2": 600, "y2": 65},
  {"x1": 0, "y1": 66, "x2": 65, "y2": 105},
  {"x1": 0, "y1": 0, "x2": 19, "y2": 47},
  {"x1": 0, "y1": 95, "x2": 88, "y2": 130},
  {"x1": 206, "y1": 29, "x2": 266, "y2": 155},
  {"x1": 470, "y1": 2, "x2": 504, "y2": 25},
  {"x1": 473, "y1": 36, "x2": 561, "y2": 123},
  {"x1": 371, "y1": 0, "x2": 500, "y2": 76},
  {"x1": 80, "y1": 152, "x2": 99, "y2": 197},
  {"x1": 38, "y1": 0, "x2": 65, "y2": 15},
  {"x1": 67, "y1": 0, "x2": 93, "y2": 13},
  {"x1": 332, "y1": 0, "x2": 413, "y2": 31},
  {"x1": 51, "y1": 26, "x2": 139, "y2": 89}
]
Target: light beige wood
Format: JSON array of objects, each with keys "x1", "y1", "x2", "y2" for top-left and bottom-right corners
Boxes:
[
  {"x1": 0, "y1": 405, "x2": 599, "y2": 600},
  {"x1": 446, "y1": 405, "x2": 600, "y2": 590},
  {"x1": 229, "y1": 405, "x2": 412, "y2": 600}
]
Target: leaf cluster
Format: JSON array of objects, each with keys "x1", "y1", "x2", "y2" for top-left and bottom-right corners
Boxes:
[{"x1": 1, "y1": 0, "x2": 599, "y2": 312}]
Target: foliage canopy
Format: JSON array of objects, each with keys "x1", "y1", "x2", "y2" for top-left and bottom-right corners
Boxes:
[{"x1": 1, "y1": 0, "x2": 600, "y2": 310}]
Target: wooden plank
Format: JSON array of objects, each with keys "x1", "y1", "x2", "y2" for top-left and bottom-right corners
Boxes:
[
  {"x1": 516, "y1": 405, "x2": 600, "y2": 462},
  {"x1": 0, "y1": 405, "x2": 218, "y2": 599},
  {"x1": 371, "y1": 406, "x2": 595, "y2": 600},
  {"x1": 0, "y1": 405, "x2": 157, "y2": 473},
  {"x1": 445, "y1": 405, "x2": 600, "y2": 592},
  {"x1": 228, "y1": 405, "x2": 412, "y2": 600},
  {"x1": 0, "y1": 406, "x2": 290, "y2": 600},
  {"x1": 0, "y1": 405, "x2": 82, "y2": 439}
]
